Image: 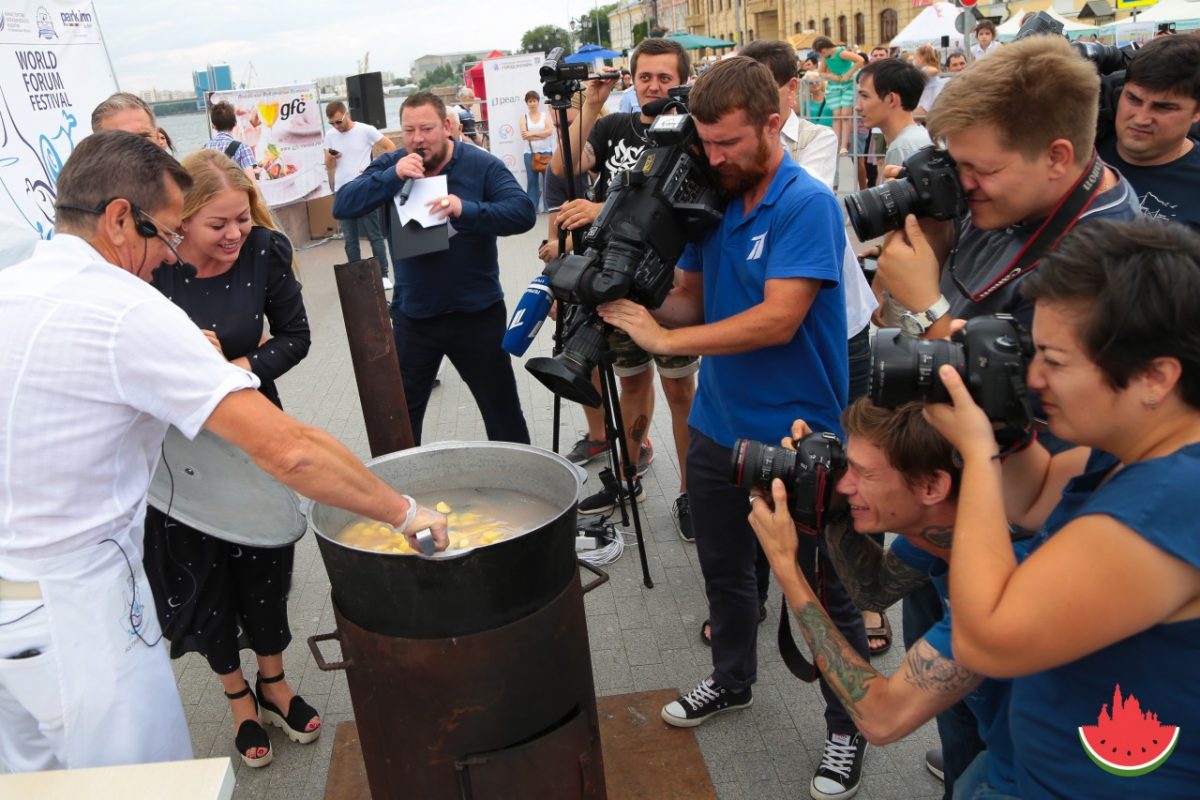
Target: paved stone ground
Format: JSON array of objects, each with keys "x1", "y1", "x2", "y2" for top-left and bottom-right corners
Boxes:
[{"x1": 173, "y1": 174, "x2": 941, "y2": 799}]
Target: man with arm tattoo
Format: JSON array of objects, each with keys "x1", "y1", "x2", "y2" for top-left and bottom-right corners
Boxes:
[{"x1": 749, "y1": 398, "x2": 1035, "y2": 799}]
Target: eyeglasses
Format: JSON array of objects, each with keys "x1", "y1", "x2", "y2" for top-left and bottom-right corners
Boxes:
[
  {"x1": 135, "y1": 207, "x2": 185, "y2": 249},
  {"x1": 56, "y1": 197, "x2": 184, "y2": 250},
  {"x1": 330, "y1": 116, "x2": 347, "y2": 126}
]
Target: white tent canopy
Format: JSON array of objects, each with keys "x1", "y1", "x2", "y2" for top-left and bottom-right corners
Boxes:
[
  {"x1": 890, "y1": 3, "x2": 964, "y2": 49},
  {"x1": 998, "y1": 6, "x2": 1098, "y2": 36},
  {"x1": 1120, "y1": 0, "x2": 1200, "y2": 23}
]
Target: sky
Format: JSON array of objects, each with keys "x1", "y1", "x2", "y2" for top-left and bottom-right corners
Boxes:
[{"x1": 95, "y1": 0, "x2": 588, "y2": 91}]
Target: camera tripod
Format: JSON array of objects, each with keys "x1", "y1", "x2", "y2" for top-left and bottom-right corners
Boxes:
[{"x1": 542, "y1": 74, "x2": 654, "y2": 589}]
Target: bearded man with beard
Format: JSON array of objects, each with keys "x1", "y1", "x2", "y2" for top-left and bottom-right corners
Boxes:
[{"x1": 598, "y1": 57, "x2": 869, "y2": 800}]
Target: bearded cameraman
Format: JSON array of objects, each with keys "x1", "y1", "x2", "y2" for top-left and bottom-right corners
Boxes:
[{"x1": 862, "y1": 35, "x2": 1141, "y2": 795}]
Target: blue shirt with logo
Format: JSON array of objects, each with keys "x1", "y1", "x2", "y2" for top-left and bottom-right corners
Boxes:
[
  {"x1": 677, "y1": 156, "x2": 846, "y2": 445},
  {"x1": 1008, "y1": 444, "x2": 1200, "y2": 799},
  {"x1": 893, "y1": 536, "x2": 1036, "y2": 796}
]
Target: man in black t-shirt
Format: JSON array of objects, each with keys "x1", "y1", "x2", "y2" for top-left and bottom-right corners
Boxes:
[
  {"x1": 1096, "y1": 35, "x2": 1200, "y2": 229},
  {"x1": 548, "y1": 38, "x2": 701, "y2": 539}
]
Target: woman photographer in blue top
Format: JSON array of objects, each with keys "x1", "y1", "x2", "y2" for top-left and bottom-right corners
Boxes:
[{"x1": 924, "y1": 217, "x2": 1200, "y2": 798}]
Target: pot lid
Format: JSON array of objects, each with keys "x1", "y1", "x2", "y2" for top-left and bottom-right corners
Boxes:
[{"x1": 147, "y1": 426, "x2": 308, "y2": 547}]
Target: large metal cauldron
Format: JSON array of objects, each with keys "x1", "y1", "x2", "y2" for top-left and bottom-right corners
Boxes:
[{"x1": 308, "y1": 442, "x2": 608, "y2": 800}]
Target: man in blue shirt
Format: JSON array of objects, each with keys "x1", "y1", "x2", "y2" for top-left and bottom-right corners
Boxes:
[
  {"x1": 748, "y1": 400, "x2": 1029, "y2": 800},
  {"x1": 597, "y1": 57, "x2": 868, "y2": 800},
  {"x1": 204, "y1": 101, "x2": 258, "y2": 181},
  {"x1": 333, "y1": 92, "x2": 536, "y2": 444}
]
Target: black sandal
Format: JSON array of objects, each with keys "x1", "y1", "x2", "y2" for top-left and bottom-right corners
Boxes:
[
  {"x1": 256, "y1": 671, "x2": 322, "y2": 745},
  {"x1": 225, "y1": 682, "x2": 272, "y2": 768},
  {"x1": 701, "y1": 603, "x2": 768, "y2": 647}
]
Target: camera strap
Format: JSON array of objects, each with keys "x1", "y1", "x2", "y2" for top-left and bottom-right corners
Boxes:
[
  {"x1": 952, "y1": 152, "x2": 1105, "y2": 303},
  {"x1": 776, "y1": 516, "x2": 849, "y2": 684}
]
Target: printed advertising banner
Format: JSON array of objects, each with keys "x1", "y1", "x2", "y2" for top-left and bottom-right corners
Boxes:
[
  {"x1": 481, "y1": 53, "x2": 545, "y2": 190},
  {"x1": 209, "y1": 83, "x2": 330, "y2": 208},
  {"x1": 0, "y1": 2, "x2": 117, "y2": 240}
]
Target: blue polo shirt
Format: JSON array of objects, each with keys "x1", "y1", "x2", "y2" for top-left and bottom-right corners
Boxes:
[
  {"x1": 893, "y1": 536, "x2": 1038, "y2": 796},
  {"x1": 678, "y1": 156, "x2": 846, "y2": 445}
]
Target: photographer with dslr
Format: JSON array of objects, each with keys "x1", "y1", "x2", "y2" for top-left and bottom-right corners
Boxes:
[
  {"x1": 597, "y1": 57, "x2": 871, "y2": 800},
  {"x1": 747, "y1": 400, "x2": 1035, "y2": 800},
  {"x1": 854, "y1": 34, "x2": 1140, "y2": 793},
  {"x1": 1097, "y1": 34, "x2": 1200, "y2": 228},
  {"x1": 923, "y1": 218, "x2": 1200, "y2": 799}
]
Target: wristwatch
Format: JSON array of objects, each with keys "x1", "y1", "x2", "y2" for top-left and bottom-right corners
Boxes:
[{"x1": 899, "y1": 295, "x2": 951, "y2": 337}]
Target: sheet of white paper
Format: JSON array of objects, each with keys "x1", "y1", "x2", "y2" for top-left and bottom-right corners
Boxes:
[{"x1": 393, "y1": 175, "x2": 449, "y2": 229}]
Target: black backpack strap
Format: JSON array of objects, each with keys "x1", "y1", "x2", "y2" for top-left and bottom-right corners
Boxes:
[{"x1": 224, "y1": 139, "x2": 242, "y2": 158}]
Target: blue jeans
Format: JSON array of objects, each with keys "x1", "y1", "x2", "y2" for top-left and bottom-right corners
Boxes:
[
  {"x1": 523, "y1": 151, "x2": 545, "y2": 212},
  {"x1": 953, "y1": 753, "x2": 1019, "y2": 800},
  {"x1": 339, "y1": 203, "x2": 390, "y2": 277}
]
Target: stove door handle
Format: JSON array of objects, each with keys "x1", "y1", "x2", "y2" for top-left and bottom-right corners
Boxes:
[
  {"x1": 308, "y1": 630, "x2": 353, "y2": 671},
  {"x1": 578, "y1": 560, "x2": 610, "y2": 594}
]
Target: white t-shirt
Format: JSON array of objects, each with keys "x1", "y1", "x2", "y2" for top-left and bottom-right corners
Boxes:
[
  {"x1": 917, "y1": 75, "x2": 948, "y2": 117},
  {"x1": 0, "y1": 235, "x2": 259, "y2": 560},
  {"x1": 885, "y1": 123, "x2": 933, "y2": 169},
  {"x1": 524, "y1": 112, "x2": 554, "y2": 154},
  {"x1": 325, "y1": 121, "x2": 385, "y2": 191}
]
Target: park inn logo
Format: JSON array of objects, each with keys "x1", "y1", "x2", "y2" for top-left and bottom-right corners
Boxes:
[{"x1": 746, "y1": 232, "x2": 767, "y2": 261}]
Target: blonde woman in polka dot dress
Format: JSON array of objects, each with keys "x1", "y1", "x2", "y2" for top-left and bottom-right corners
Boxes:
[{"x1": 143, "y1": 148, "x2": 318, "y2": 768}]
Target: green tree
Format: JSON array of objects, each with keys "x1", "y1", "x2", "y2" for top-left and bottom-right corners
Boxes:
[
  {"x1": 418, "y1": 63, "x2": 456, "y2": 90},
  {"x1": 521, "y1": 24, "x2": 571, "y2": 55},
  {"x1": 572, "y1": 3, "x2": 618, "y2": 48}
]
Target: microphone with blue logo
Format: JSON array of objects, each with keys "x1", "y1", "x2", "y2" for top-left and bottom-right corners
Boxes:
[{"x1": 502, "y1": 275, "x2": 554, "y2": 357}]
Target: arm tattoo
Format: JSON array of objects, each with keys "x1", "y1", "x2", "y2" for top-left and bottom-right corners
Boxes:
[
  {"x1": 902, "y1": 639, "x2": 980, "y2": 696},
  {"x1": 824, "y1": 518, "x2": 930, "y2": 612},
  {"x1": 795, "y1": 603, "x2": 881, "y2": 722}
]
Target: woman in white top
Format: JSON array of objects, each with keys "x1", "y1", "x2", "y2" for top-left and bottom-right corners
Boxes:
[{"x1": 520, "y1": 90, "x2": 554, "y2": 213}]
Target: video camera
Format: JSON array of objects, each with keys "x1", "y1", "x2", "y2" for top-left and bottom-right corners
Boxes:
[
  {"x1": 870, "y1": 314, "x2": 1035, "y2": 432},
  {"x1": 730, "y1": 431, "x2": 847, "y2": 534},
  {"x1": 525, "y1": 108, "x2": 725, "y2": 407}
]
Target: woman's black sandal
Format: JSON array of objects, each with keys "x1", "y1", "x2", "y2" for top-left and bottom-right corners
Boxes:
[
  {"x1": 256, "y1": 671, "x2": 322, "y2": 745},
  {"x1": 225, "y1": 682, "x2": 273, "y2": 768}
]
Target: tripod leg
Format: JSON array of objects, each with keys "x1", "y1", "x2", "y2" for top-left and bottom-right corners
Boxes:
[{"x1": 599, "y1": 361, "x2": 654, "y2": 589}]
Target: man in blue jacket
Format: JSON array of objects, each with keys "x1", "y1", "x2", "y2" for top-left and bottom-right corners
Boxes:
[{"x1": 334, "y1": 92, "x2": 536, "y2": 444}]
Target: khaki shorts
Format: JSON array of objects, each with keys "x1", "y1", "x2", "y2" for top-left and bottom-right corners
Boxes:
[{"x1": 609, "y1": 328, "x2": 700, "y2": 379}]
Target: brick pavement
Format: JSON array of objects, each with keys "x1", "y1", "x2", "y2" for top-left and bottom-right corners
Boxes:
[{"x1": 175, "y1": 199, "x2": 942, "y2": 799}]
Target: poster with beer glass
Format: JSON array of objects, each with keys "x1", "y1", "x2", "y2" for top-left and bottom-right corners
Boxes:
[{"x1": 209, "y1": 83, "x2": 330, "y2": 208}]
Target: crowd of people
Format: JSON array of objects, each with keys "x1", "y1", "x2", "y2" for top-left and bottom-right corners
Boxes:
[{"x1": 1, "y1": 19, "x2": 1198, "y2": 800}]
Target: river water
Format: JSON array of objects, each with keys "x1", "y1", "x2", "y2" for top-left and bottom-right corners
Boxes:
[{"x1": 158, "y1": 95, "x2": 411, "y2": 155}]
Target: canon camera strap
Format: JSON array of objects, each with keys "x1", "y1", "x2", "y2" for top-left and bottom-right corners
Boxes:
[
  {"x1": 953, "y1": 152, "x2": 1106, "y2": 303},
  {"x1": 775, "y1": 515, "x2": 856, "y2": 684}
]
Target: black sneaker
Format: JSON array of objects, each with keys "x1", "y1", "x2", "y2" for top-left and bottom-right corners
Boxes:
[
  {"x1": 810, "y1": 731, "x2": 867, "y2": 800},
  {"x1": 566, "y1": 434, "x2": 607, "y2": 466},
  {"x1": 925, "y1": 747, "x2": 944, "y2": 781},
  {"x1": 578, "y1": 478, "x2": 645, "y2": 516},
  {"x1": 673, "y1": 492, "x2": 694, "y2": 542},
  {"x1": 660, "y1": 677, "x2": 752, "y2": 728}
]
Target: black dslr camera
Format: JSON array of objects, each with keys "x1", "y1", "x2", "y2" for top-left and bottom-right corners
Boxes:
[
  {"x1": 526, "y1": 111, "x2": 724, "y2": 407},
  {"x1": 870, "y1": 314, "x2": 1035, "y2": 430},
  {"x1": 843, "y1": 146, "x2": 966, "y2": 242},
  {"x1": 731, "y1": 432, "x2": 847, "y2": 534}
]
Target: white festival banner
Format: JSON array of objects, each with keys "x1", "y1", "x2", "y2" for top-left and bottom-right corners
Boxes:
[
  {"x1": 481, "y1": 53, "x2": 545, "y2": 190},
  {"x1": 209, "y1": 83, "x2": 330, "y2": 208},
  {"x1": 0, "y1": 2, "x2": 117, "y2": 239}
]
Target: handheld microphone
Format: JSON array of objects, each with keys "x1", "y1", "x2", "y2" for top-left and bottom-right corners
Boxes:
[
  {"x1": 399, "y1": 151, "x2": 426, "y2": 206},
  {"x1": 502, "y1": 275, "x2": 554, "y2": 357}
]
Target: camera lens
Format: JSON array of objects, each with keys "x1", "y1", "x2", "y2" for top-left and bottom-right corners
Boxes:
[
  {"x1": 731, "y1": 439, "x2": 797, "y2": 492},
  {"x1": 869, "y1": 329, "x2": 966, "y2": 408},
  {"x1": 844, "y1": 179, "x2": 921, "y2": 242}
]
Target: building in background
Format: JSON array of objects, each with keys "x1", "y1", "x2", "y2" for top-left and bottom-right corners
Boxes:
[
  {"x1": 192, "y1": 64, "x2": 234, "y2": 108},
  {"x1": 412, "y1": 51, "x2": 504, "y2": 81}
]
